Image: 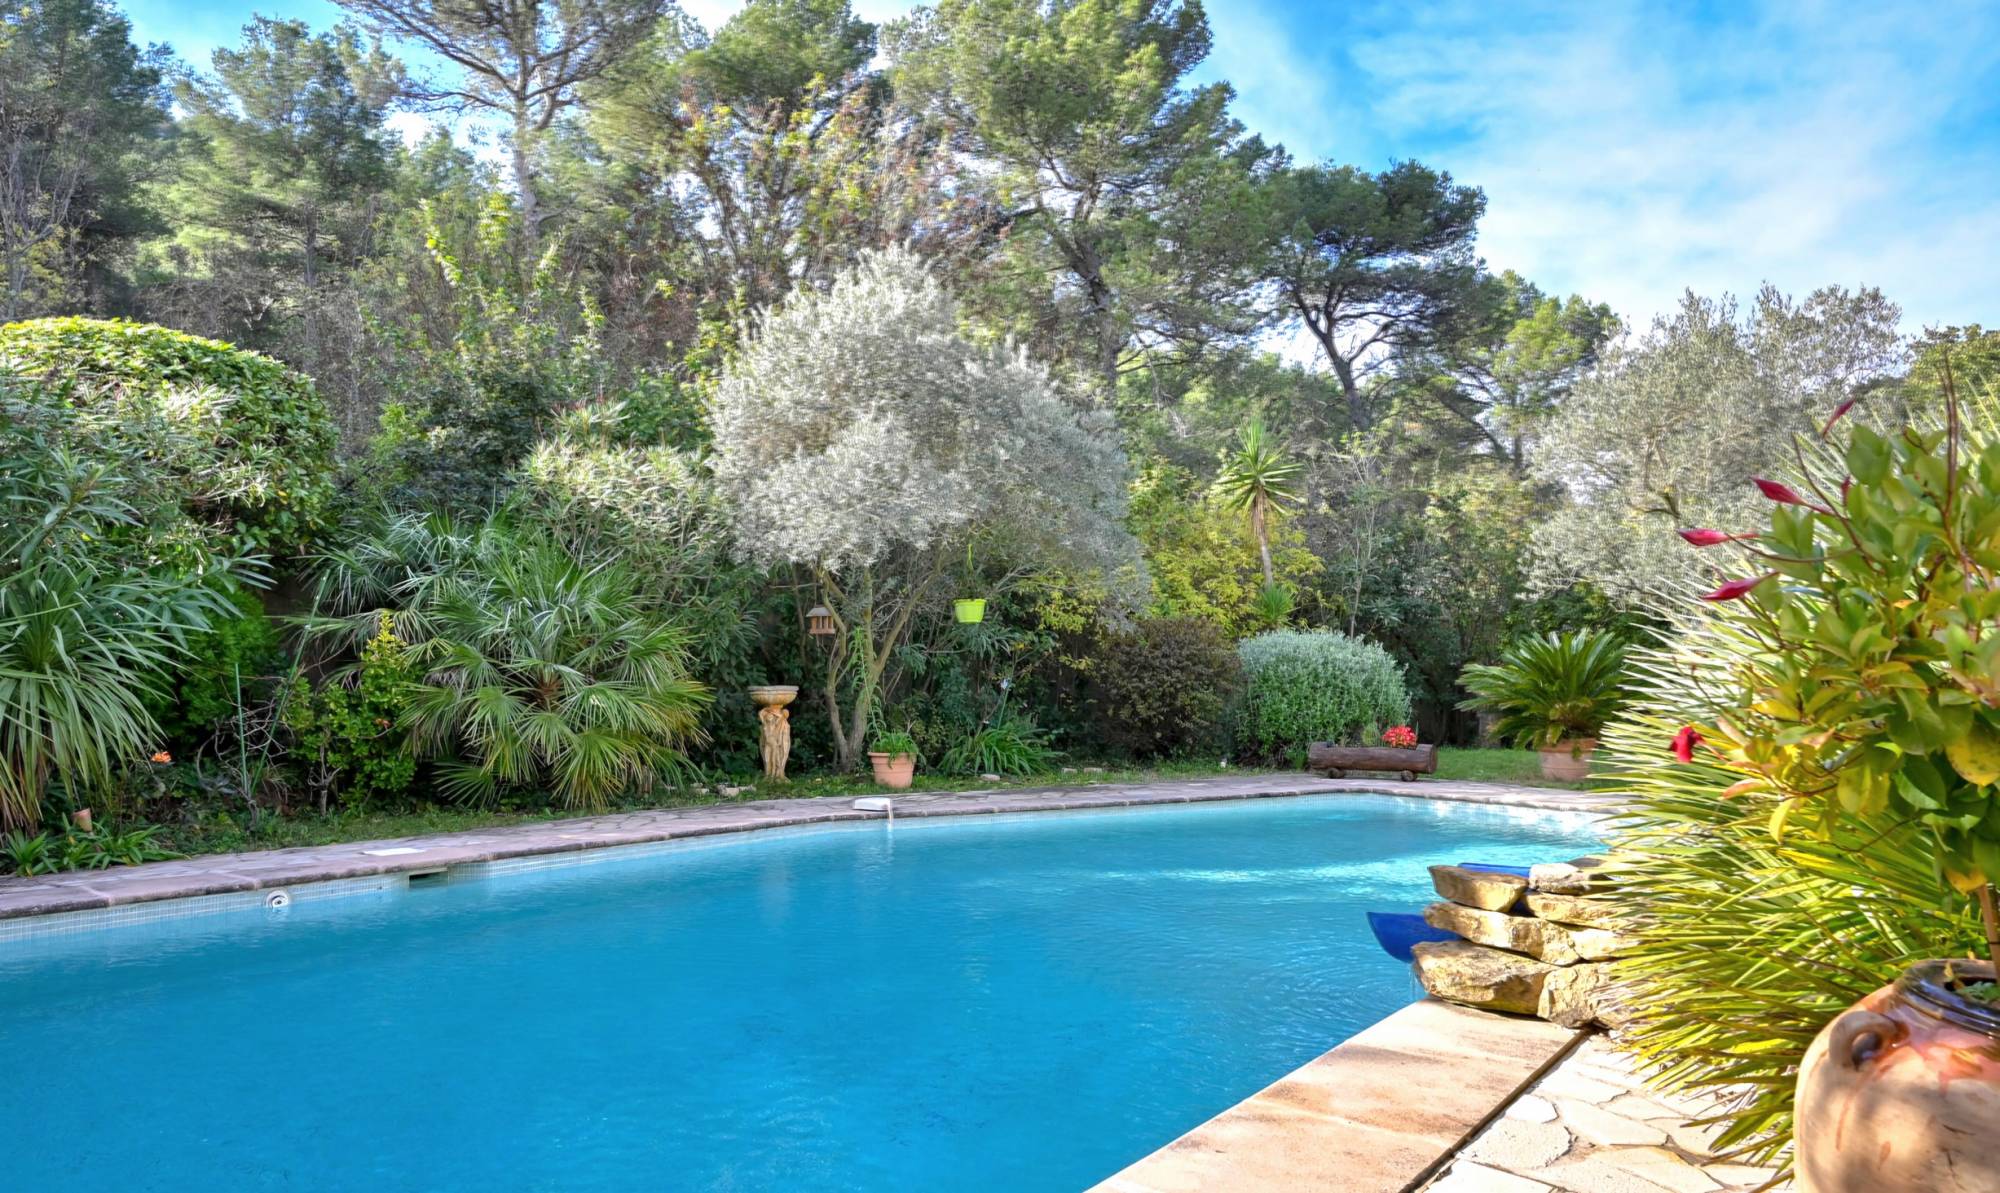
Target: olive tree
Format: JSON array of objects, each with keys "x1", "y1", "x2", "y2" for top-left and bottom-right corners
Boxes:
[{"x1": 710, "y1": 246, "x2": 1138, "y2": 767}]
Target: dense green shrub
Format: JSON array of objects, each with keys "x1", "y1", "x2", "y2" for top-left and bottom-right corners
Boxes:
[
  {"x1": 1091, "y1": 617, "x2": 1242, "y2": 758},
  {"x1": 151, "y1": 587, "x2": 285, "y2": 744},
  {"x1": 1233, "y1": 629, "x2": 1410, "y2": 761},
  {"x1": 0, "y1": 317, "x2": 336, "y2": 554},
  {"x1": 287, "y1": 612, "x2": 417, "y2": 812}
]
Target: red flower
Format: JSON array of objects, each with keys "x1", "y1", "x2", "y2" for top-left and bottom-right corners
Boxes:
[
  {"x1": 1752, "y1": 477, "x2": 1832, "y2": 514},
  {"x1": 1701, "y1": 573, "x2": 1775, "y2": 602},
  {"x1": 1820, "y1": 397, "x2": 1858, "y2": 437},
  {"x1": 1677, "y1": 528, "x2": 1755, "y2": 547},
  {"x1": 1671, "y1": 726, "x2": 1703, "y2": 764},
  {"x1": 1382, "y1": 725, "x2": 1418, "y2": 749}
]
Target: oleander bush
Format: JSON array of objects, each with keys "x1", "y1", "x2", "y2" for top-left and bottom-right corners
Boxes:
[
  {"x1": 1091, "y1": 617, "x2": 1242, "y2": 759},
  {"x1": 1233, "y1": 629, "x2": 1410, "y2": 762},
  {"x1": 0, "y1": 318, "x2": 336, "y2": 555}
]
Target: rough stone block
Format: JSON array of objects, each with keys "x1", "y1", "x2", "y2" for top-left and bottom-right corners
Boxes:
[
  {"x1": 1529, "y1": 855, "x2": 1611, "y2": 894},
  {"x1": 1523, "y1": 891, "x2": 1625, "y2": 929},
  {"x1": 1538, "y1": 961, "x2": 1634, "y2": 1029},
  {"x1": 1424, "y1": 900, "x2": 1581, "y2": 964},
  {"x1": 1412, "y1": 940, "x2": 1554, "y2": 1015},
  {"x1": 1430, "y1": 864, "x2": 1528, "y2": 911},
  {"x1": 1570, "y1": 927, "x2": 1640, "y2": 961}
]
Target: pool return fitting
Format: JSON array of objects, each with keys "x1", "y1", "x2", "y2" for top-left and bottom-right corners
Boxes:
[{"x1": 852, "y1": 797, "x2": 894, "y2": 825}]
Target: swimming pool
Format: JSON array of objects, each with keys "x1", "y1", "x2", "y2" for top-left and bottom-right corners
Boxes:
[{"x1": 0, "y1": 794, "x2": 1597, "y2": 1191}]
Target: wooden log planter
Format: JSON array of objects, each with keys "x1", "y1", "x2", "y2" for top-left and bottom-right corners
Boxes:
[{"x1": 1307, "y1": 742, "x2": 1438, "y2": 781}]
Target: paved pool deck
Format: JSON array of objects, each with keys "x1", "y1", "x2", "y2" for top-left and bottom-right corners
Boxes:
[{"x1": 0, "y1": 773, "x2": 1614, "y2": 921}]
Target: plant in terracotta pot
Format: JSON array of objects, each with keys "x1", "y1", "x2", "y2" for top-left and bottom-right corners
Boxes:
[
  {"x1": 1610, "y1": 382, "x2": 2000, "y2": 1191},
  {"x1": 867, "y1": 730, "x2": 920, "y2": 790},
  {"x1": 1458, "y1": 630, "x2": 1629, "y2": 780}
]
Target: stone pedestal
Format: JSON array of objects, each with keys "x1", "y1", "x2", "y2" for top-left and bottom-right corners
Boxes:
[{"x1": 748, "y1": 686, "x2": 798, "y2": 782}]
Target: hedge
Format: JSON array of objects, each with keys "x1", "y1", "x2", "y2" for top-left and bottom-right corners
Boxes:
[{"x1": 0, "y1": 317, "x2": 335, "y2": 555}]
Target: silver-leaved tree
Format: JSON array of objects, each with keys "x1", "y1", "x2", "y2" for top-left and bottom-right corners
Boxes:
[{"x1": 710, "y1": 246, "x2": 1139, "y2": 768}]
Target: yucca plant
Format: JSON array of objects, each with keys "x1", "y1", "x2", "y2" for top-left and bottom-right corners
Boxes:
[
  {"x1": 1458, "y1": 630, "x2": 1631, "y2": 750},
  {"x1": 306, "y1": 512, "x2": 711, "y2": 809},
  {"x1": 940, "y1": 714, "x2": 1057, "y2": 777},
  {"x1": 1214, "y1": 420, "x2": 1304, "y2": 586}
]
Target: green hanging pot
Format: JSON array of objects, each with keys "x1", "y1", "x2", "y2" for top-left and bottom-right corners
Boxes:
[{"x1": 954, "y1": 598, "x2": 987, "y2": 624}]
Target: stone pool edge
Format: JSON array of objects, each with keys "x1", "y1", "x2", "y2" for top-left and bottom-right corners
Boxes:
[
  {"x1": 0, "y1": 773, "x2": 1616, "y2": 924},
  {"x1": 1091, "y1": 999, "x2": 1586, "y2": 1193}
]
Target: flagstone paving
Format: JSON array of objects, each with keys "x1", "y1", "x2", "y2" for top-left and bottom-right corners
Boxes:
[
  {"x1": 0, "y1": 772, "x2": 1615, "y2": 920},
  {"x1": 1422, "y1": 1035, "x2": 1790, "y2": 1193}
]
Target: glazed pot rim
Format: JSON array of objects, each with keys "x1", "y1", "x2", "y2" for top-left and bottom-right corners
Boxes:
[{"x1": 1893, "y1": 959, "x2": 2000, "y2": 1034}]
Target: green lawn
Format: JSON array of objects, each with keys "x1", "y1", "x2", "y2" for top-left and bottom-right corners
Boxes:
[
  {"x1": 1434, "y1": 746, "x2": 1587, "y2": 789},
  {"x1": 136, "y1": 752, "x2": 1576, "y2": 862}
]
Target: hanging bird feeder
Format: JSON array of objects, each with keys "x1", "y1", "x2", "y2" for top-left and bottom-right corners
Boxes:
[{"x1": 807, "y1": 606, "x2": 836, "y2": 637}]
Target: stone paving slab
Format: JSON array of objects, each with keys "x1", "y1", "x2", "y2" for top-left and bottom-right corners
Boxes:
[
  {"x1": 1422, "y1": 1036, "x2": 1790, "y2": 1193},
  {"x1": 0, "y1": 773, "x2": 1613, "y2": 921},
  {"x1": 1092, "y1": 999, "x2": 1583, "y2": 1193}
]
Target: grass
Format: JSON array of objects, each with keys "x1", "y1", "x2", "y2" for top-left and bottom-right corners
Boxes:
[
  {"x1": 138, "y1": 758, "x2": 1252, "y2": 859},
  {"x1": 100, "y1": 751, "x2": 1582, "y2": 866},
  {"x1": 1434, "y1": 746, "x2": 1588, "y2": 789}
]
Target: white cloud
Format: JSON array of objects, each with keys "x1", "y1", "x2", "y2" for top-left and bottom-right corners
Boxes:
[{"x1": 1214, "y1": 0, "x2": 2000, "y2": 332}]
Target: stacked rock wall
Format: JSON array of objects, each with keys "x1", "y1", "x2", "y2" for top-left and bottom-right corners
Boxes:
[{"x1": 1411, "y1": 856, "x2": 1633, "y2": 1029}]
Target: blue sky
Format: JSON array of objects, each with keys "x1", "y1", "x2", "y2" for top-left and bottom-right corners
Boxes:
[{"x1": 125, "y1": 0, "x2": 2000, "y2": 333}]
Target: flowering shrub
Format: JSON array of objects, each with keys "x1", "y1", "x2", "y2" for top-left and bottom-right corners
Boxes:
[{"x1": 1382, "y1": 725, "x2": 1418, "y2": 749}]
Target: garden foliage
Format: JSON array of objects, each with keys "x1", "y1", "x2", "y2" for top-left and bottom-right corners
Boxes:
[
  {"x1": 1091, "y1": 617, "x2": 1242, "y2": 759},
  {"x1": 1233, "y1": 629, "x2": 1410, "y2": 761}
]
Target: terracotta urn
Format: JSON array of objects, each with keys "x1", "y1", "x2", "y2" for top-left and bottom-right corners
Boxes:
[
  {"x1": 868, "y1": 751, "x2": 916, "y2": 790},
  {"x1": 1537, "y1": 738, "x2": 1596, "y2": 781},
  {"x1": 1794, "y1": 959, "x2": 2000, "y2": 1192}
]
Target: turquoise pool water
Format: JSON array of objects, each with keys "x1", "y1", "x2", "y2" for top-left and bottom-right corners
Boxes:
[{"x1": 0, "y1": 795, "x2": 1597, "y2": 1192}]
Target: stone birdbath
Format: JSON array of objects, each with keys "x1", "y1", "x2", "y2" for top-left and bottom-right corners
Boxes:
[{"x1": 748, "y1": 686, "x2": 799, "y2": 782}]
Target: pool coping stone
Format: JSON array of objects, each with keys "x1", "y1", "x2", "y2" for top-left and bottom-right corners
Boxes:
[
  {"x1": 1090, "y1": 998, "x2": 1585, "y2": 1193},
  {"x1": 0, "y1": 773, "x2": 1615, "y2": 922}
]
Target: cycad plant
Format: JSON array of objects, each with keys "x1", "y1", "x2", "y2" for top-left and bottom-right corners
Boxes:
[
  {"x1": 1458, "y1": 630, "x2": 1630, "y2": 749},
  {"x1": 1214, "y1": 420, "x2": 1304, "y2": 586},
  {"x1": 306, "y1": 512, "x2": 710, "y2": 810}
]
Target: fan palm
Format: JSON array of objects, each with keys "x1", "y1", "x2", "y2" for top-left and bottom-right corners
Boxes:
[
  {"x1": 1213, "y1": 420, "x2": 1304, "y2": 585},
  {"x1": 1458, "y1": 630, "x2": 1629, "y2": 749},
  {"x1": 308, "y1": 513, "x2": 710, "y2": 809}
]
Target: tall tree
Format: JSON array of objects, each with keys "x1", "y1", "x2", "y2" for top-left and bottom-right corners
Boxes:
[
  {"x1": 590, "y1": 0, "x2": 979, "y2": 309},
  {"x1": 1261, "y1": 160, "x2": 1486, "y2": 431},
  {"x1": 335, "y1": 0, "x2": 667, "y2": 248},
  {"x1": 1409, "y1": 271, "x2": 1617, "y2": 471},
  {"x1": 150, "y1": 18, "x2": 402, "y2": 360},
  {"x1": 890, "y1": 0, "x2": 1275, "y2": 400},
  {"x1": 0, "y1": 0, "x2": 169, "y2": 318}
]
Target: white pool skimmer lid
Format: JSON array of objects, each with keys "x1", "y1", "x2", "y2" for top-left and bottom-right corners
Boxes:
[{"x1": 852, "y1": 797, "x2": 894, "y2": 824}]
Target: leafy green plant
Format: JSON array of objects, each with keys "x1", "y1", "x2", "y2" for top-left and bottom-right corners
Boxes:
[
  {"x1": 287, "y1": 611, "x2": 417, "y2": 812},
  {"x1": 1607, "y1": 378, "x2": 2000, "y2": 1168},
  {"x1": 306, "y1": 513, "x2": 711, "y2": 810},
  {"x1": 2, "y1": 830, "x2": 54, "y2": 876},
  {"x1": 1233, "y1": 629, "x2": 1410, "y2": 762},
  {"x1": 152, "y1": 586, "x2": 285, "y2": 743},
  {"x1": 940, "y1": 715, "x2": 1057, "y2": 777},
  {"x1": 870, "y1": 730, "x2": 921, "y2": 760},
  {"x1": 1091, "y1": 617, "x2": 1242, "y2": 759},
  {"x1": 0, "y1": 382, "x2": 247, "y2": 830},
  {"x1": 0, "y1": 317, "x2": 335, "y2": 553},
  {"x1": 1458, "y1": 630, "x2": 1630, "y2": 750},
  {"x1": 1214, "y1": 420, "x2": 1304, "y2": 586}
]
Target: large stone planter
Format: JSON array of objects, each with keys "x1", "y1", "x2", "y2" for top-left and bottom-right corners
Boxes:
[{"x1": 1795, "y1": 959, "x2": 2000, "y2": 1192}]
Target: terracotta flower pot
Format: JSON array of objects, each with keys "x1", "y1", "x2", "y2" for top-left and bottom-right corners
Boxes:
[
  {"x1": 1537, "y1": 738, "x2": 1596, "y2": 781},
  {"x1": 1795, "y1": 959, "x2": 2000, "y2": 1192},
  {"x1": 868, "y1": 751, "x2": 916, "y2": 790}
]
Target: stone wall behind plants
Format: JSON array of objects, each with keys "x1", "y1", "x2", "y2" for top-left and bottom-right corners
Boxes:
[{"x1": 1411, "y1": 858, "x2": 1633, "y2": 1029}]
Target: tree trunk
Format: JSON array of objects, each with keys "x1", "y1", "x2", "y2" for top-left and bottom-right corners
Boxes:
[
  {"x1": 511, "y1": 105, "x2": 540, "y2": 255},
  {"x1": 1251, "y1": 498, "x2": 1274, "y2": 585}
]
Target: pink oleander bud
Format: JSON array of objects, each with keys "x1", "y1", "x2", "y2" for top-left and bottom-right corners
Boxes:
[
  {"x1": 1678, "y1": 529, "x2": 1754, "y2": 547},
  {"x1": 1701, "y1": 573, "x2": 1776, "y2": 602},
  {"x1": 1671, "y1": 726, "x2": 1703, "y2": 764}
]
